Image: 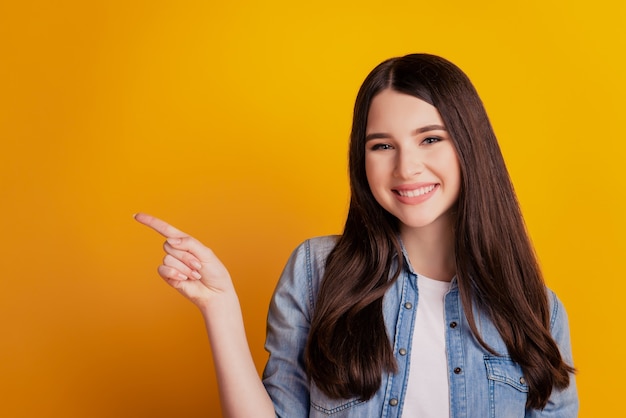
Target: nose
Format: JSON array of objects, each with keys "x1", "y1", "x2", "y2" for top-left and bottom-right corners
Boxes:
[{"x1": 393, "y1": 147, "x2": 424, "y2": 179}]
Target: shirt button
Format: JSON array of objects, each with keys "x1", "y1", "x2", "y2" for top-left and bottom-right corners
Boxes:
[
  {"x1": 404, "y1": 302, "x2": 413, "y2": 309},
  {"x1": 389, "y1": 398, "x2": 399, "y2": 406},
  {"x1": 520, "y1": 377, "x2": 526, "y2": 385},
  {"x1": 449, "y1": 321, "x2": 457, "y2": 328},
  {"x1": 454, "y1": 367, "x2": 462, "y2": 374},
  {"x1": 399, "y1": 348, "x2": 407, "y2": 356}
]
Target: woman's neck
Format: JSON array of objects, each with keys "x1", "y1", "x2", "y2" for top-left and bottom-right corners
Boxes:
[{"x1": 400, "y1": 217, "x2": 456, "y2": 282}]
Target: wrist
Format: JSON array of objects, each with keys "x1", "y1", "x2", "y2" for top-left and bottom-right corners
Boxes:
[{"x1": 196, "y1": 287, "x2": 240, "y2": 317}]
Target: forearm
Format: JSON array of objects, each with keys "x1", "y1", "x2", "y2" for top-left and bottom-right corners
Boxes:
[
  {"x1": 134, "y1": 214, "x2": 276, "y2": 416},
  {"x1": 200, "y1": 291, "x2": 275, "y2": 418}
]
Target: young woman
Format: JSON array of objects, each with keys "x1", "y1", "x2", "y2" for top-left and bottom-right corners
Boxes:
[{"x1": 135, "y1": 53, "x2": 578, "y2": 417}]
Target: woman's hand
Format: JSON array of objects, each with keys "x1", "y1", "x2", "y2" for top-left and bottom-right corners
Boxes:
[
  {"x1": 135, "y1": 212, "x2": 275, "y2": 417},
  {"x1": 134, "y1": 212, "x2": 234, "y2": 309}
]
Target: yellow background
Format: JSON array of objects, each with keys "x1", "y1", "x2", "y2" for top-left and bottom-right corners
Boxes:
[{"x1": 1, "y1": 1, "x2": 623, "y2": 416}]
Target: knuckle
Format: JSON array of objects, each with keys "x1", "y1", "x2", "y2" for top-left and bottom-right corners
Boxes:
[
  {"x1": 158, "y1": 265, "x2": 182, "y2": 280},
  {"x1": 157, "y1": 265, "x2": 169, "y2": 278},
  {"x1": 163, "y1": 254, "x2": 184, "y2": 270},
  {"x1": 182, "y1": 253, "x2": 196, "y2": 265}
]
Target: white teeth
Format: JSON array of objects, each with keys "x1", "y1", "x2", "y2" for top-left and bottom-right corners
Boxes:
[{"x1": 397, "y1": 185, "x2": 435, "y2": 197}]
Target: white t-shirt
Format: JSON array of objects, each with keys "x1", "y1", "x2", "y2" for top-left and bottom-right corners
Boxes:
[{"x1": 401, "y1": 274, "x2": 451, "y2": 418}]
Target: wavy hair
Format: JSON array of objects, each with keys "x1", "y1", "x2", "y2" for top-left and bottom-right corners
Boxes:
[{"x1": 304, "y1": 53, "x2": 574, "y2": 409}]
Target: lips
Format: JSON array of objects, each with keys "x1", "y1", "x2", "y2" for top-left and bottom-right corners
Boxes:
[
  {"x1": 394, "y1": 184, "x2": 436, "y2": 197},
  {"x1": 392, "y1": 183, "x2": 439, "y2": 204}
]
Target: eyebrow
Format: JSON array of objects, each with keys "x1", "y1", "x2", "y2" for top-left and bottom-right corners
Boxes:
[{"x1": 365, "y1": 124, "x2": 447, "y2": 142}]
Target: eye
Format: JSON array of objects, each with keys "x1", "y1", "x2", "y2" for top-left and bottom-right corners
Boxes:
[
  {"x1": 370, "y1": 143, "x2": 393, "y2": 151},
  {"x1": 422, "y1": 136, "x2": 442, "y2": 145}
]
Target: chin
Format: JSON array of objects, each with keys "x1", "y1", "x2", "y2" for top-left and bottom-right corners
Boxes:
[
  {"x1": 396, "y1": 212, "x2": 455, "y2": 232},
  {"x1": 397, "y1": 218, "x2": 438, "y2": 229}
]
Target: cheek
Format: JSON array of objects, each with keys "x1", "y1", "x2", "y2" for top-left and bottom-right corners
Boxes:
[
  {"x1": 449, "y1": 159, "x2": 462, "y2": 199},
  {"x1": 438, "y1": 148, "x2": 461, "y2": 184},
  {"x1": 364, "y1": 158, "x2": 387, "y2": 202},
  {"x1": 452, "y1": 156, "x2": 462, "y2": 185},
  {"x1": 364, "y1": 157, "x2": 377, "y2": 185}
]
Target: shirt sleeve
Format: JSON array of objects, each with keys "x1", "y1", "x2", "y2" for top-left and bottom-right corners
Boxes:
[
  {"x1": 525, "y1": 290, "x2": 579, "y2": 418},
  {"x1": 262, "y1": 238, "x2": 329, "y2": 417}
]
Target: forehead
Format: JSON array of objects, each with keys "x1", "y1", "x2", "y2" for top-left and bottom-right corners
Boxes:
[{"x1": 366, "y1": 89, "x2": 444, "y2": 133}]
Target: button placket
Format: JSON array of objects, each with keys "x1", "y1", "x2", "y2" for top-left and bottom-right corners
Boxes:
[
  {"x1": 385, "y1": 271, "x2": 417, "y2": 417},
  {"x1": 444, "y1": 288, "x2": 467, "y2": 413}
]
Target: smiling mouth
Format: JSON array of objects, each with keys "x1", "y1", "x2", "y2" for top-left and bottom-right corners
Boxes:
[{"x1": 394, "y1": 184, "x2": 437, "y2": 197}]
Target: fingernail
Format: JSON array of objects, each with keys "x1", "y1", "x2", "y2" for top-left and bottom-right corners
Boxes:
[
  {"x1": 191, "y1": 260, "x2": 202, "y2": 270},
  {"x1": 191, "y1": 271, "x2": 202, "y2": 280},
  {"x1": 177, "y1": 273, "x2": 188, "y2": 280},
  {"x1": 167, "y1": 238, "x2": 182, "y2": 246}
]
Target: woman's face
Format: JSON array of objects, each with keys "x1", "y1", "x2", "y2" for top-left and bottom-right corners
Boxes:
[{"x1": 364, "y1": 89, "x2": 461, "y2": 233}]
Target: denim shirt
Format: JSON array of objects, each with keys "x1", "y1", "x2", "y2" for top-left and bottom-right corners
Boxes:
[{"x1": 262, "y1": 236, "x2": 579, "y2": 417}]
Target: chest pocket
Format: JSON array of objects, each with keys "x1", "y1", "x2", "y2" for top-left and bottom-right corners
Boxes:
[
  {"x1": 484, "y1": 356, "x2": 528, "y2": 418},
  {"x1": 309, "y1": 382, "x2": 366, "y2": 417}
]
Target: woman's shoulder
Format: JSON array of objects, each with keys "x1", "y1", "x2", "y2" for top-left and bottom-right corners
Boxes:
[
  {"x1": 279, "y1": 235, "x2": 340, "y2": 280},
  {"x1": 270, "y1": 235, "x2": 341, "y2": 320},
  {"x1": 287, "y1": 235, "x2": 340, "y2": 264},
  {"x1": 544, "y1": 287, "x2": 570, "y2": 331},
  {"x1": 304, "y1": 235, "x2": 341, "y2": 255},
  {"x1": 280, "y1": 235, "x2": 340, "y2": 292}
]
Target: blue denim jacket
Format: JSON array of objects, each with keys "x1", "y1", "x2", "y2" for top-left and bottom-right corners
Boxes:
[{"x1": 262, "y1": 236, "x2": 579, "y2": 417}]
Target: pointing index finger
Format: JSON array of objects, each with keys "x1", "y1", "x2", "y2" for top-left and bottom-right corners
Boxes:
[{"x1": 134, "y1": 213, "x2": 188, "y2": 239}]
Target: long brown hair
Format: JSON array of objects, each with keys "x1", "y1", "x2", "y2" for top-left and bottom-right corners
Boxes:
[{"x1": 304, "y1": 54, "x2": 574, "y2": 409}]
